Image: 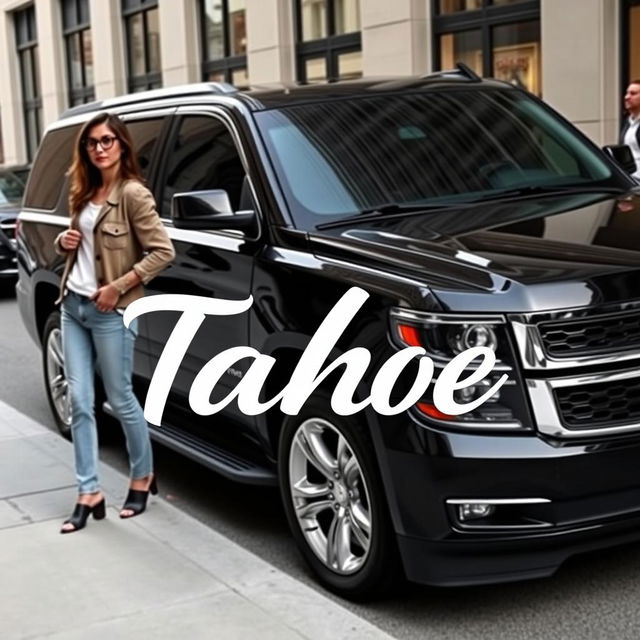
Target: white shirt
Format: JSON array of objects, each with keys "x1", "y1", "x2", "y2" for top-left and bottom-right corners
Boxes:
[
  {"x1": 66, "y1": 201, "x2": 102, "y2": 297},
  {"x1": 624, "y1": 116, "x2": 640, "y2": 180}
]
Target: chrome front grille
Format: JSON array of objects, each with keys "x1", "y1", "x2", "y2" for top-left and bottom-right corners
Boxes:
[
  {"x1": 510, "y1": 302, "x2": 640, "y2": 370},
  {"x1": 554, "y1": 375, "x2": 640, "y2": 429},
  {"x1": 538, "y1": 310, "x2": 640, "y2": 358},
  {"x1": 527, "y1": 370, "x2": 640, "y2": 439},
  {"x1": 511, "y1": 303, "x2": 640, "y2": 438}
]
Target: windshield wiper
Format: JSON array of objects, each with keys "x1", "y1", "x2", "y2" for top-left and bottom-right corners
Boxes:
[
  {"x1": 315, "y1": 186, "x2": 630, "y2": 230},
  {"x1": 465, "y1": 184, "x2": 629, "y2": 203},
  {"x1": 315, "y1": 202, "x2": 459, "y2": 230}
]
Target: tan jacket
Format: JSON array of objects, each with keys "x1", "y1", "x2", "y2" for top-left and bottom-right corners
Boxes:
[{"x1": 55, "y1": 179, "x2": 175, "y2": 308}]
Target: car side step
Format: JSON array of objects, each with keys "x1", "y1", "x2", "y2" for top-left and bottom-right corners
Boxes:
[{"x1": 102, "y1": 402, "x2": 277, "y2": 486}]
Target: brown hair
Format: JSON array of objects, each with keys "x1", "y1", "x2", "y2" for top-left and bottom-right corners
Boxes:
[{"x1": 68, "y1": 112, "x2": 143, "y2": 215}]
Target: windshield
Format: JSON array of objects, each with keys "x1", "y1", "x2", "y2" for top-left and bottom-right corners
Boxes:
[
  {"x1": 255, "y1": 88, "x2": 623, "y2": 228},
  {"x1": 0, "y1": 171, "x2": 25, "y2": 205}
]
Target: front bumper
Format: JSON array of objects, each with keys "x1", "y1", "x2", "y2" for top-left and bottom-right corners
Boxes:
[
  {"x1": 398, "y1": 515, "x2": 640, "y2": 586},
  {"x1": 383, "y1": 426, "x2": 640, "y2": 586}
]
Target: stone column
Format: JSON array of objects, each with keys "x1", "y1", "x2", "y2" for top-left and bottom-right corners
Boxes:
[
  {"x1": 541, "y1": 0, "x2": 619, "y2": 145},
  {"x1": 246, "y1": 0, "x2": 295, "y2": 84},
  {"x1": 90, "y1": 0, "x2": 126, "y2": 99},
  {"x1": 158, "y1": 0, "x2": 200, "y2": 86},
  {"x1": 0, "y1": 4, "x2": 25, "y2": 164},
  {"x1": 35, "y1": 0, "x2": 66, "y2": 127},
  {"x1": 361, "y1": 0, "x2": 429, "y2": 77}
]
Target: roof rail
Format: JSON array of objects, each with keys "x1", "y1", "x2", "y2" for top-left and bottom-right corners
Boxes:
[
  {"x1": 421, "y1": 61, "x2": 482, "y2": 82},
  {"x1": 60, "y1": 82, "x2": 238, "y2": 119}
]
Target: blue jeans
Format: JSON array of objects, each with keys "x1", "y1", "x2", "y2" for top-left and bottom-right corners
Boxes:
[{"x1": 61, "y1": 290, "x2": 153, "y2": 494}]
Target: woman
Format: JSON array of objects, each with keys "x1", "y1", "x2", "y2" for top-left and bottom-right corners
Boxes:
[{"x1": 55, "y1": 112, "x2": 175, "y2": 533}]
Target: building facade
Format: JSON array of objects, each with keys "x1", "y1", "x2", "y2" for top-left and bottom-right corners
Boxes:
[{"x1": 0, "y1": 0, "x2": 631, "y2": 165}]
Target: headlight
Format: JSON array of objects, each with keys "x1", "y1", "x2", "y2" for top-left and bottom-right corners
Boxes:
[
  {"x1": 390, "y1": 309, "x2": 531, "y2": 430},
  {"x1": 395, "y1": 314, "x2": 511, "y2": 367},
  {"x1": 448, "y1": 324, "x2": 497, "y2": 353}
]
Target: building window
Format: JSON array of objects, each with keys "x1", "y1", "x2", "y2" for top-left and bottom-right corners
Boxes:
[
  {"x1": 200, "y1": 0, "x2": 248, "y2": 87},
  {"x1": 62, "y1": 0, "x2": 94, "y2": 106},
  {"x1": 294, "y1": 0, "x2": 362, "y2": 83},
  {"x1": 122, "y1": 0, "x2": 162, "y2": 92},
  {"x1": 623, "y1": 1, "x2": 640, "y2": 87},
  {"x1": 15, "y1": 5, "x2": 43, "y2": 161},
  {"x1": 433, "y1": 0, "x2": 541, "y2": 95}
]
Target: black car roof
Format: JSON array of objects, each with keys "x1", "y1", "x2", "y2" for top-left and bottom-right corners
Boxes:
[
  {"x1": 60, "y1": 67, "x2": 517, "y2": 120},
  {"x1": 240, "y1": 75, "x2": 515, "y2": 109}
]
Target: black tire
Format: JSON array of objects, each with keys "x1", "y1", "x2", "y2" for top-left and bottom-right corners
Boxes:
[
  {"x1": 42, "y1": 311, "x2": 72, "y2": 439},
  {"x1": 278, "y1": 393, "x2": 400, "y2": 600}
]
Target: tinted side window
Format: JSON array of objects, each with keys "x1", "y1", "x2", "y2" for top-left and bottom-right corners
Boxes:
[
  {"x1": 23, "y1": 125, "x2": 80, "y2": 210},
  {"x1": 124, "y1": 118, "x2": 165, "y2": 178},
  {"x1": 161, "y1": 115, "x2": 245, "y2": 218},
  {"x1": 24, "y1": 117, "x2": 164, "y2": 212}
]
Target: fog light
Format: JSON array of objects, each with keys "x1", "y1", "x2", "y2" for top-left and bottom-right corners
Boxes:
[
  {"x1": 453, "y1": 378, "x2": 500, "y2": 405},
  {"x1": 458, "y1": 503, "x2": 495, "y2": 521}
]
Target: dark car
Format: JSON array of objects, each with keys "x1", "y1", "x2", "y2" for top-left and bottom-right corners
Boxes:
[
  {"x1": 5, "y1": 163, "x2": 31, "y2": 185},
  {"x1": 0, "y1": 168, "x2": 25, "y2": 286},
  {"x1": 15, "y1": 68, "x2": 640, "y2": 598}
]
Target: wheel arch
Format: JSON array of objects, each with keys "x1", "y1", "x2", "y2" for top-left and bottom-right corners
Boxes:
[
  {"x1": 258, "y1": 332, "x2": 379, "y2": 460},
  {"x1": 257, "y1": 333, "x2": 406, "y2": 539}
]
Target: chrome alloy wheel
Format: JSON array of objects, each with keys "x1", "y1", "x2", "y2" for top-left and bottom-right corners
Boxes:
[
  {"x1": 46, "y1": 326, "x2": 72, "y2": 429},
  {"x1": 288, "y1": 417, "x2": 372, "y2": 575}
]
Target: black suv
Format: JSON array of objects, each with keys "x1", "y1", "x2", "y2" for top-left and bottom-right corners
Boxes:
[{"x1": 16, "y1": 68, "x2": 640, "y2": 598}]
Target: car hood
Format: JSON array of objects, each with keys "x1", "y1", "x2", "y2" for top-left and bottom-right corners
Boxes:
[{"x1": 307, "y1": 191, "x2": 640, "y2": 312}]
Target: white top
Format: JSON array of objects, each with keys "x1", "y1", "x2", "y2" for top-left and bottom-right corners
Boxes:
[
  {"x1": 66, "y1": 201, "x2": 102, "y2": 297},
  {"x1": 624, "y1": 117, "x2": 640, "y2": 180}
]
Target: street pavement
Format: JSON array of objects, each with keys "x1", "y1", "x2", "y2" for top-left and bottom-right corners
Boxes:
[{"x1": 0, "y1": 399, "x2": 392, "y2": 640}]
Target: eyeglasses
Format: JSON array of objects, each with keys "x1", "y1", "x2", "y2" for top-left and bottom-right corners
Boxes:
[{"x1": 84, "y1": 135, "x2": 118, "y2": 151}]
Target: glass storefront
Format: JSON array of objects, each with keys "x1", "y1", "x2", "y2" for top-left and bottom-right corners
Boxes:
[
  {"x1": 438, "y1": 0, "x2": 482, "y2": 14},
  {"x1": 492, "y1": 21, "x2": 540, "y2": 94},
  {"x1": 440, "y1": 30, "x2": 482, "y2": 76},
  {"x1": 300, "y1": 0, "x2": 360, "y2": 41},
  {"x1": 337, "y1": 50, "x2": 362, "y2": 80},
  {"x1": 295, "y1": 0, "x2": 362, "y2": 83},
  {"x1": 228, "y1": 0, "x2": 247, "y2": 56},
  {"x1": 305, "y1": 57, "x2": 327, "y2": 82},
  {"x1": 200, "y1": 0, "x2": 248, "y2": 87},
  {"x1": 433, "y1": 0, "x2": 541, "y2": 95},
  {"x1": 301, "y1": 0, "x2": 327, "y2": 41},
  {"x1": 627, "y1": 2, "x2": 640, "y2": 81},
  {"x1": 438, "y1": 0, "x2": 530, "y2": 14}
]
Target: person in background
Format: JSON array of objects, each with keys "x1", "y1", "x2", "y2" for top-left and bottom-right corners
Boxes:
[
  {"x1": 55, "y1": 112, "x2": 175, "y2": 533},
  {"x1": 621, "y1": 80, "x2": 640, "y2": 180}
]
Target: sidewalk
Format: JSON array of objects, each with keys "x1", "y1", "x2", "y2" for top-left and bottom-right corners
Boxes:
[{"x1": 0, "y1": 400, "x2": 393, "y2": 640}]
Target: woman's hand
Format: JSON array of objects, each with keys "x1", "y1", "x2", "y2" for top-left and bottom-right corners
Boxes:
[
  {"x1": 91, "y1": 284, "x2": 120, "y2": 313},
  {"x1": 61, "y1": 229, "x2": 82, "y2": 250}
]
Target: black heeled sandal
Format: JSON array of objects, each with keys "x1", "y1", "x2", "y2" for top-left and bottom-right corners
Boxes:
[
  {"x1": 60, "y1": 498, "x2": 106, "y2": 534},
  {"x1": 120, "y1": 475, "x2": 158, "y2": 519}
]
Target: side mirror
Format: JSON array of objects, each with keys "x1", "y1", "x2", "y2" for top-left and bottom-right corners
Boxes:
[
  {"x1": 603, "y1": 144, "x2": 637, "y2": 175},
  {"x1": 171, "y1": 190, "x2": 256, "y2": 230}
]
